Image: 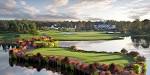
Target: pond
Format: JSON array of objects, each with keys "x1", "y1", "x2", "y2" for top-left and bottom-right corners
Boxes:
[
  {"x1": 0, "y1": 52, "x2": 61, "y2": 75},
  {"x1": 0, "y1": 36, "x2": 150, "y2": 75}
]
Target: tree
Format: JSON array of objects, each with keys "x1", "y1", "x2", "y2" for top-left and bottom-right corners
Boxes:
[
  {"x1": 0, "y1": 20, "x2": 9, "y2": 31},
  {"x1": 129, "y1": 19, "x2": 142, "y2": 35},
  {"x1": 142, "y1": 19, "x2": 150, "y2": 34},
  {"x1": 29, "y1": 22, "x2": 37, "y2": 34},
  {"x1": 8, "y1": 20, "x2": 17, "y2": 32}
]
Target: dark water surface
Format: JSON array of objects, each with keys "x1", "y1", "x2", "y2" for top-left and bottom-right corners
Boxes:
[{"x1": 0, "y1": 52, "x2": 61, "y2": 75}]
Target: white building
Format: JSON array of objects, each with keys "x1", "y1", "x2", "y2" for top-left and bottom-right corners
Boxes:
[{"x1": 94, "y1": 24, "x2": 116, "y2": 31}]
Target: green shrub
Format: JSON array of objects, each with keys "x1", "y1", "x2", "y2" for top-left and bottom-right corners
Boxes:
[
  {"x1": 133, "y1": 64, "x2": 142, "y2": 74},
  {"x1": 128, "y1": 51, "x2": 139, "y2": 57},
  {"x1": 113, "y1": 52, "x2": 121, "y2": 54},
  {"x1": 70, "y1": 46, "x2": 78, "y2": 50},
  {"x1": 142, "y1": 63, "x2": 147, "y2": 74},
  {"x1": 48, "y1": 42, "x2": 55, "y2": 47},
  {"x1": 15, "y1": 34, "x2": 20, "y2": 37},
  {"x1": 136, "y1": 56, "x2": 146, "y2": 62},
  {"x1": 54, "y1": 41, "x2": 59, "y2": 47},
  {"x1": 121, "y1": 48, "x2": 128, "y2": 54},
  {"x1": 92, "y1": 71, "x2": 99, "y2": 75},
  {"x1": 34, "y1": 41, "x2": 56, "y2": 48}
]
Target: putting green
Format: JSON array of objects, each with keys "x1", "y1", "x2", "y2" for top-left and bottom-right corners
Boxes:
[{"x1": 26, "y1": 47, "x2": 134, "y2": 66}]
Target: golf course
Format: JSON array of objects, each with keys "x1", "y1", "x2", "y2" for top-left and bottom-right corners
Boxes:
[
  {"x1": 26, "y1": 47, "x2": 134, "y2": 65},
  {"x1": 0, "y1": 30, "x2": 122, "y2": 41}
]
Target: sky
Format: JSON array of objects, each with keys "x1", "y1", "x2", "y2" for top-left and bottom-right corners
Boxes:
[{"x1": 0, "y1": 0, "x2": 150, "y2": 21}]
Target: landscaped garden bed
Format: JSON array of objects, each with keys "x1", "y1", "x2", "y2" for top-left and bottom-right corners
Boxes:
[{"x1": 9, "y1": 36, "x2": 146, "y2": 75}]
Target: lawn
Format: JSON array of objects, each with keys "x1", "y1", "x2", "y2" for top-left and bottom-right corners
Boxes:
[
  {"x1": 38, "y1": 30, "x2": 122, "y2": 41},
  {"x1": 26, "y1": 47, "x2": 134, "y2": 65},
  {"x1": 0, "y1": 30, "x2": 122, "y2": 41},
  {"x1": 0, "y1": 33, "x2": 39, "y2": 41}
]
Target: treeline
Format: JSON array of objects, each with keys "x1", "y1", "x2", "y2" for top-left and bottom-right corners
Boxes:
[
  {"x1": 110, "y1": 19, "x2": 150, "y2": 35},
  {"x1": 129, "y1": 19, "x2": 150, "y2": 35},
  {"x1": 36, "y1": 19, "x2": 150, "y2": 35},
  {"x1": 0, "y1": 20, "x2": 37, "y2": 34},
  {"x1": 0, "y1": 19, "x2": 150, "y2": 35},
  {"x1": 36, "y1": 21, "x2": 95, "y2": 31}
]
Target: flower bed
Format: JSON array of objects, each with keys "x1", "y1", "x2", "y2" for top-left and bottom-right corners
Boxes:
[{"x1": 10, "y1": 36, "x2": 58, "y2": 53}]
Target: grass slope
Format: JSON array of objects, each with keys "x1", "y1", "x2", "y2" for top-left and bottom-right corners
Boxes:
[
  {"x1": 26, "y1": 48, "x2": 134, "y2": 65},
  {"x1": 0, "y1": 30, "x2": 122, "y2": 41},
  {"x1": 39, "y1": 30, "x2": 122, "y2": 41}
]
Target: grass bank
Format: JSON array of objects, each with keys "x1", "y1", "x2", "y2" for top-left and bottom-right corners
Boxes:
[
  {"x1": 0, "y1": 30, "x2": 122, "y2": 41},
  {"x1": 39, "y1": 30, "x2": 122, "y2": 41},
  {"x1": 26, "y1": 47, "x2": 134, "y2": 65}
]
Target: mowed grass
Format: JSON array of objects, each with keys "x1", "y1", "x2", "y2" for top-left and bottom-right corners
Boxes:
[
  {"x1": 0, "y1": 33, "x2": 39, "y2": 41},
  {"x1": 38, "y1": 30, "x2": 122, "y2": 41},
  {"x1": 26, "y1": 48, "x2": 134, "y2": 65},
  {"x1": 0, "y1": 33, "x2": 18, "y2": 41},
  {"x1": 0, "y1": 30, "x2": 122, "y2": 41}
]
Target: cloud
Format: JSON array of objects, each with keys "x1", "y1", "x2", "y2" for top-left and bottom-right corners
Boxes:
[
  {"x1": 44, "y1": 0, "x2": 80, "y2": 20},
  {"x1": 20, "y1": 0, "x2": 26, "y2": 6},
  {"x1": 23, "y1": 5, "x2": 39, "y2": 16},
  {"x1": 67, "y1": 0, "x2": 114, "y2": 19},
  {"x1": 44, "y1": 0, "x2": 113, "y2": 20},
  {"x1": 85, "y1": 17, "x2": 103, "y2": 21},
  {"x1": 0, "y1": 0, "x2": 74, "y2": 20},
  {"x1": 126, "y1": 0, "x2": 150, "y2": 19},
  {"x1": 33, "y1": 13, "x2": 78, "y2": 21},
  {"x1": 20, "y1": 0, "x2": 39, "y2": 16},
  {"x1": 46, "y1": 0, "x2": 69, "y2": 14},
  {"x1": 53, "y1": 0, "x2": 69, "y2": 7},
  {"x1": 129, "y1": 7, "x2": 150, "y2": 19},
  {"x1": 78, "y1": 0, "x2": 110, "y2": 2},
  {"x1": 0, "y1": 0, "x2": 40, "y2": 19},
  {"x1": 0, "y1": 0, "x2": 149, "y2": 21},
  {"x1": 0, "y1": 0, "x2": 17, "y2": 19},
  {"x1": 0, "y1": 0, "x2": 16, "y2": 13}
]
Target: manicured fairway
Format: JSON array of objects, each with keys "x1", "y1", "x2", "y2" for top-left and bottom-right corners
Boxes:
[
  {"x1": 0, "y1": 33, "x2": 38, "y2": 41},
  {"x1": 26, "y1": 48, "x2": 134, "y2": 65},
  {"x1": 39, "y1": 30, "x2": 122, "y2": 41},
  {"x1": 0, "y1": 30, "x2": 122, "y2": 41}
]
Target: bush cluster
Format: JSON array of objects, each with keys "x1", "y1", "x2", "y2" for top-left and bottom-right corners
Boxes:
[{"x1": 128, "y1": 51, "x2": 139, "y2": 57}]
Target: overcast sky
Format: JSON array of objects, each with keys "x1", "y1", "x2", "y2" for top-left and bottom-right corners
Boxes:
[{"x1": 0, "y1": 0, "x2": 150, "y2": 21}]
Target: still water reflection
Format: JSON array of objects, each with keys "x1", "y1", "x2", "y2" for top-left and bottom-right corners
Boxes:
[
  {"x1": 0, "y1": 53, "x2": 61, "y2": 75},
  {"x1": 0, "y1": 36, "x2": 150, "y2": 75},
  {"x1": 131, "y1": 36, "x2": 150, "y2": 48}
]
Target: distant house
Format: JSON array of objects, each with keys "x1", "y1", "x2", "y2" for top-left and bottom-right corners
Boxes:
[
  {"x1": 94, "y1": 24, "x2": 116, "y2": 31},
  {"x1": 50, "y1": 24, "x2": 59, "y2": 29},
  {"x1": 49, "y1": 24, "x2": 76, "y2": 32}
]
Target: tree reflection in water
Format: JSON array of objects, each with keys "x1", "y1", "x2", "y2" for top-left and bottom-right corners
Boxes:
[
  {"x1": 9, "y1": 58, "x2": 65, "y2": 75},
  {"x1": 9, "y1": 57, "x2": 89, "y2": 75},
  {"x1": 131, "y1": 36, "x2": 150, "y2": 48}
]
